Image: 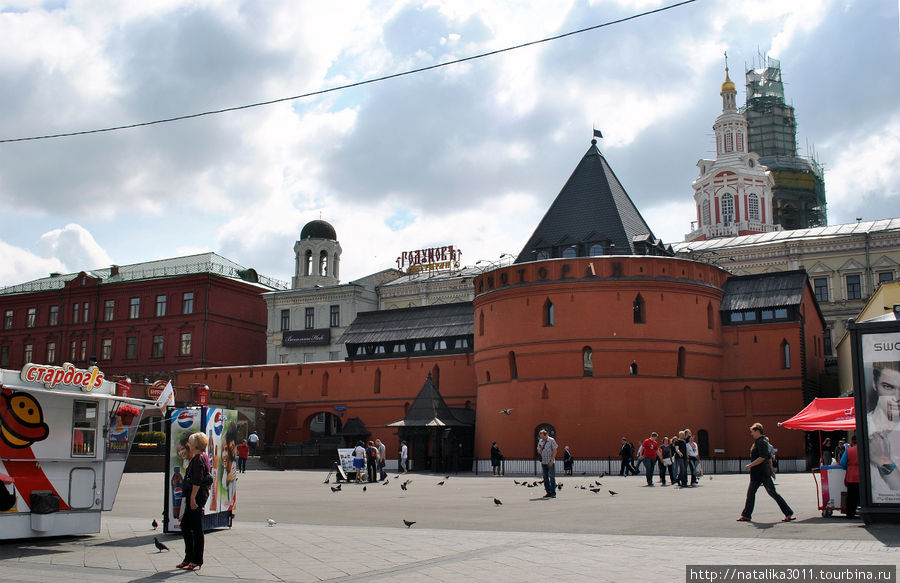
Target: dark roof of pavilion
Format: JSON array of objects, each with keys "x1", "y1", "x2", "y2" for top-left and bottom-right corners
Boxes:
[
  {"x1": 338, "y1": 302, "x2": 473, "y2": 345},
  {"x1": 720, "y1": 270, "x2": 809, "y2": 311},
  {"x1": 338, "y1": 417, "x2": 370, "y2": 437},
  {"x1": 515, "y1": 140, "x2": 667, "y2": 262},
  {"x1": 387, "y1": 373, "x2": 472, "y2": 427}
]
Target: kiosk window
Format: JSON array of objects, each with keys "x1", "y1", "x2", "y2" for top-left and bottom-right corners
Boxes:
[{"x1": 72, "y1": 401, "x2": 98, "y2": 457}]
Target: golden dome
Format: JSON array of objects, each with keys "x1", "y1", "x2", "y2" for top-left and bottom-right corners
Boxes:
[{"x1": 721, "y1": 67, "x2": 736, "y2": 93}]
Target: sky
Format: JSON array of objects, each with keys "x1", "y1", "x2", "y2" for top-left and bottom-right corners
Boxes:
[{"x1": 0, "y1": 0, "x2": 898, "y2": 288}]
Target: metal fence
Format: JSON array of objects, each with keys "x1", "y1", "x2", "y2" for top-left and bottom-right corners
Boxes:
[{"x1": 474, "y1": 457, "x2": 808, "y2": 476}]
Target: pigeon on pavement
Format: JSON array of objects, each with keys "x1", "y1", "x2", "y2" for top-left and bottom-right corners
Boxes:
[
  {"x1": 153, "y1": 537, "x2": 169, "y2": 552},
  {"x1": 436, "y1": 481, "x2": 445, "y2": 486},
  {"x1": 608, "y1": 490, "x2": 618, "y2": 496},
  {"x1": 151, "y1": 519, "x2": 158, "y2": 530},
  {"x1": 493, "y1": 498, "x2": 502, "y2": 506},
  {"x1": 267, "y1": 518, "x2": 277, "y2": 527},
  {"x1": 403, "y1": 520, "x2": 416, "y2": 528}
]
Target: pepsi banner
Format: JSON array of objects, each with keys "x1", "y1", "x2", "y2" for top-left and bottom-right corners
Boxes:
[{"x1": 165, "y1": 408, "x2": 201, "y2": 532}]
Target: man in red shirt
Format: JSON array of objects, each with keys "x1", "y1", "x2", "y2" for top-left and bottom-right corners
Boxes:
[
  {"x1": 639, "y1": 432, "x2": 661, "y2": 486},
  {"x1": 236, "y1": 439, "x2": 249, "y2": 474}
]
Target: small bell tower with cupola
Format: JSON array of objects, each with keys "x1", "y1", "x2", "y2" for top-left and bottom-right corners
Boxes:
[{"x1": 293, "y1": 219, "x2": 342, "y2": 289}]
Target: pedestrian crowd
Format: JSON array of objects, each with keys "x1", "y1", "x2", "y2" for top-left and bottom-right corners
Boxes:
[
  {"x1": 618, "y1": 429, "x2": 701, "y2": 488},
  {"x1": 352, "y1": 438, "x2": 390, "y2": 482}
]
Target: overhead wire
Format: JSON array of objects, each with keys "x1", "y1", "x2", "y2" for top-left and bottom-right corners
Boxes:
[{"x1": 0, "y1": 0, "x2": 697, "y2": 144}]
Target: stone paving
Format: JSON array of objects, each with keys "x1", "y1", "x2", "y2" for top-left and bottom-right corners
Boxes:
[{"x1": 0, "y1": 470, "x2": 897, "y2": 582}]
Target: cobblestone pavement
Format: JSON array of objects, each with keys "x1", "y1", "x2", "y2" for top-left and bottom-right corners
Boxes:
[{"x1": 1, "y1": 471, "x2": 897, "y2": 582}]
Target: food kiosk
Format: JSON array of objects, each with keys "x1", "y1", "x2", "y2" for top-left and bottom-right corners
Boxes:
[{"x1": 0, "y1": 363, "x2": 152, "y2": 539}]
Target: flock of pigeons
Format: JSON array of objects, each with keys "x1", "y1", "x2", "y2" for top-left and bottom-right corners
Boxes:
[{"x1": 150, "y1": 466, "x2": 620, "y2": 550}]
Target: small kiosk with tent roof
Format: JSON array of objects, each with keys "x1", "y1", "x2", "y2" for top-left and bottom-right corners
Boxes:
[{"x1": 779, "y1": 397, "x2": 856, "y2": 517}]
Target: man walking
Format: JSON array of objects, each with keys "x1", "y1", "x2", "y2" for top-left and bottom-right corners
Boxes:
[
  {"x1": 248, "y1": 431, "x2": 259, "y2": 456},
  {"x1": 738, "y1": 423, "x2": 795, "y2": 522},
  {"x1": 639, "y1": 432, "x2": 661, "y2": 486},
  {"x1": 537, "y1": 429, "x2": 558, "y2": 498},
  {"x1": 619, "y1": 437, "x2": 636, "y2": 476},
  {"x1": 673, "y1": 430, "x2": 688, "y2": 487},
  {"x1": 375, "y1": 438, "x2": 387, "y2": 481}
]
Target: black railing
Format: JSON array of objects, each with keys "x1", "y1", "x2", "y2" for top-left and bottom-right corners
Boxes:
[{"x1": 473, "y1": 457, "x2": 807, "y2": 476}]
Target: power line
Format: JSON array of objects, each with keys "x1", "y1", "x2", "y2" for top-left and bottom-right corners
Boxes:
[{"x1": 0, "y1": 0, "x2": 698, "y2": 144}]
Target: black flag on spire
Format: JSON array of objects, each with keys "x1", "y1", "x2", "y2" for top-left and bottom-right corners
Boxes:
[{"x1": 593, "y1": 128, "x2": 603, "y2": 139}]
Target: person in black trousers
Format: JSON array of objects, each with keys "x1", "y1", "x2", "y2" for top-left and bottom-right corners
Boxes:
[
  {"x1": 179, "y1": 432, "x2": 211, "y2": 571},
  {"x1": 737, "y1": 423, "x2": 795, "y2": 522}
]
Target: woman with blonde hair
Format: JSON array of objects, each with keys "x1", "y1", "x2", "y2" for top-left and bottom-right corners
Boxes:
[{"x1": 178, "y1": 432, "x2": 211, "y2": 571}]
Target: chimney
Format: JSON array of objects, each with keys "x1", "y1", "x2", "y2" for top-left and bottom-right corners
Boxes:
[{"x1": 110, "y1": 265, "x2": 119, "y2": 276}]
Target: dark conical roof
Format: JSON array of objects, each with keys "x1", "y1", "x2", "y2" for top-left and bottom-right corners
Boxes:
[
  {"x1": 515, "y1": 141, "x2": 667, "y2": 262},
  {"x1": 387, "y1": 373, "x2": 471, "y2": 427},
  {"x1": 300, "y1": 220, "x2": 337, "y2": 241}
]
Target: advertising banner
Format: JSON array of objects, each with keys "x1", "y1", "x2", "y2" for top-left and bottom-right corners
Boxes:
[
  {"x1": 860, "y1": 333, "x2": 900, "y2": 504},
  {"x1": 208, "y1": 408, "x2": 238, "y2": 513},
  {"x1": 166, "y1": 408, "x2": 201, "y2": 531}
]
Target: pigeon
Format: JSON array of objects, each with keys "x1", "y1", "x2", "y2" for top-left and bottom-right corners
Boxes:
[
  {"x1": 526, "y1": 483, "x2": 535, "y2": 488},
  {"x1": 589, "y1": 488, "x2": 601, "y2": 493},
  {"x1": 403, "y1": 520, "x2": 416, "y2": 528},
  {"x1": 151, "y1": 519, "x2": 158, "y2": 530},
  {"x1": 608, "y1": 490, "x2": 618, "y2": 496},
  {"x1": 363, "y1": 486, "x2": 367, "y2": 492},
  {"x1": 499, "y1": 408, "x2": 513, "y2": 415},
  {"x1": 267, "y1": 518, "x2": 277, "y2": 527},
  {"x1": 513, "y1": 480, "x2": 521, "y2": 485},
  {"x1": 436, "y1": 481, "x2": 445, "y2": 486},
  {"x1": 331, "y1": 486, "x2": 341, "y2": 493},
  {"x1": 493, "y1": 497, "x2": 502, "y2": 506},
  {"x1": 581, "y1": 471, "x2": 587, "y2": 475},
  {"x1": 557, "y1": 483, "x2": 563, "y2": 490},
  {"x1": 445, "y1": 475, "x2": 450, "y2": 480},
  {"x1": 400, "y1": 482, "x2": 408, "y2": 491},
  {"x1": 595, "y1": 480, "x2": 602, "y2": 486},
  {"x1": 599, "y1": 472, "x2": 606, "y2": 478},
  {"x1": 383, "y1": 479, "x2": 390, "y2": 486},
  {"x1": 153, "y1": 537, "x2": 169, "y2": 552}
]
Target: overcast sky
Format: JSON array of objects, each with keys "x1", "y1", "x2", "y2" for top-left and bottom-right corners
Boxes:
[{"x1": 0, "y1": 0, "x2": 898, "y2": 288}]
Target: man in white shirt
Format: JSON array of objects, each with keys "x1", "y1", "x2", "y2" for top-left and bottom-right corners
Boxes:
[
  {"x1": 537, "y1": 429, "x2": 558, "y2": 498},
  {"x1": 375, "y1": 438, "x2": 387, "y2": 481},
  {"x1": 248, "y1": 431, "x2": 259, "y2": 456},
  {"x1": 400, "y1": 441, "x2": 409, "y2": 473}
]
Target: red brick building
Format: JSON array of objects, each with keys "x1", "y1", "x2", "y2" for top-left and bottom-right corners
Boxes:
[
  {"x1": 0, "y1": 252, "x2": 282, "y2": 382},
  {"x1": 175, "y1": 140, "x2": 828, "y2": 465}
]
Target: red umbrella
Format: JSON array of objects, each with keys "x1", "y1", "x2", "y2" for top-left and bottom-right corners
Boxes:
[{"x1": 779, "y1": 398, "x2": 856, "y2": 431}]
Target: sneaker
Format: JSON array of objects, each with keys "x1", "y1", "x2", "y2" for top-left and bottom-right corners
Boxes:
[{"x1": 542, "y1": 493, "x2": 553, "y2": 498}]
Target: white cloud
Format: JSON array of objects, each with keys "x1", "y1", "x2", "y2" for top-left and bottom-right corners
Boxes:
[
  {"x1": 0, "y1": 241, "x2": 65, "y2": 288},
  {"x1": 36, "y1": 224, "x2": 113, "y2": 272}
]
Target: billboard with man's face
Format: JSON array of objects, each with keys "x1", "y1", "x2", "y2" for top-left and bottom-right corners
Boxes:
[{"x1": 860, "y1": 333, "x2": 900, "y2": 504}]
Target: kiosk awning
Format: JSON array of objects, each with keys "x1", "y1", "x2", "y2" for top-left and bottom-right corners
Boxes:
[{"x1": 778, "y1": 397, "x2": 856, "y2": 431}]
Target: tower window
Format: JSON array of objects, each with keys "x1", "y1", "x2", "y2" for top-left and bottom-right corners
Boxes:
[
  {"x1": 633, "y1": 294, "x2": 645, "y2": 324},
  {"x1": 748, "y1": 194, "x2": 760, "y2": 221},
  {"x1": 702, "y1": 200, "x2": 711, "y2": 227},
  {"x1": 508, "y1": 351, "x2": 518, "y2": 380},
  {"x1": 543, "y1": 299, "x2": 554, "y2": 327},
  {"x1": 782, "y1": 340, "x2": 791, "y2": 369},
  {"x1": 582, "y1": 347, "x2": 593, "y2": 377},
  {"x1": 721, "y1": 195, "x2": 734, "y2": 226}
]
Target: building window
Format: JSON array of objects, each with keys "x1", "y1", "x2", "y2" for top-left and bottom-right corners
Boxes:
[
  {"x1": 305, "y1": 307, "x2": 314, "y2": 329},
  {"x1": 824, "y1": 329, "x2": 833, "y2": 356},
  {"x1": 543, "y1": 299, "x2": 554, "y2": 327},
  {"x1": 330, "y1": 305, "x2": 340, "y2": 327},
  {"x1": 126, "y1": 337, "x2": 137, "y2": 360},
  {"x1": 846, "y1": 274, "x2": 862, "y2": 300},
  {"x1": 583, "y1": 347, "x2": 593, "y2": 377},
  {"x1": 329, "y1": 351, "x2": 340, "y2": 361},
  {"x1": 878, "y1": 271, "x2": 894, "y2": 286},
  {"x1": 677, "y1": 346, "x2": 686, "y2": 377},
  {"x1": 24, "y1": 343, "x2": 33, "y2": 363},
  {"x1": 633, "y1": 294, "x2": 645, "y2": 324},
  {"x1": 80, "y1": 340, "x2": 87, "y2": 361},
  {"x1": 814, "y1": 278, "x2": 829, "y2": 302},
  {"x1": 73, "y1": 302, "x2": 80, "y2": 324},
  {"x1": 479, "y1": 312, "x2": 484, "y2": 336},
  {"x1": 536, "y1": 249, "x2": 550, "y2": 260},
  {"x1": 702, "y1": 200, "x2": 711, "y2": 226},
  {"x1": 280, "y1": 309, "x2": 290, "y2": 331},
  {"x1": 782, "y1": 340, "x2": 791, "y2": 369},
  {"x1": 49, "y1": 305, "x2": 59, "y2": 326},
  {"x1": 508, "y1": 351, "x2": 518, "y2": 380},
  {"x1": 104, "y1": 300, "x2": 115, "y2": 321},
  {"x1": 629, "y1": 362, "x2": 638, "y2": 375},
  {"x1": 180, "y1": 333, "x2": 191, "y2": 356},
  {"x1": 374, "y1": 368, "x2": 381, "y2": 394},
  {"x1": 26, "y1": 307, "x2": 36, "y2": 328},
  {"x1": 0, "y1": 346, "x2": 8, "y2": 367},
  {"x1": 304, "y1": 250, "x2": 313, "y2": 276},
  {"x1": 321, "y1": 371, "x2": 329, "y2": 396},
  {"x1": 721, "y1": 195, "x2": 734, "y2": 225},
  {"x1": 129, "y1": 297, "x2": 140, "y2": 319},
  {"x1": 707, "y1": 302, "x2": 714, "y2": 330},
  {"x1": 182, "y1": 292, "x2": 194, "y2": 314},
  {"x1": 748, "y1": 194, "x2": 760, "y2": 221},
  {"x1": 589, "y1": 243, "x2": 604, "y2": 256},
  {"x1": 562, "y1": 246, "x2": 577, "y2": 258},
  {"x1": 304, "y1": 352, "x2": 314, "y2": 363},
  {"x1": 319, "y1": 250, "x2": 328, "y2": 276},
  {"x1": 724, "y1": 132, "x2": 733, "y2": 152},
  {"x1": 736, "y1": 131, "x2": 743, "y2": 152},
  {"x1": 3, "y1": 310, "x2": 11, "y2": 330},
  {"x1": 101, "y1": 338, "x2": 112, "y2": 360},
  {"x1": 82, "y1": 302, "x2": 89, "y2": 323},
  {"x1": 70, "y1": 340, "x2": 77, "y2": 361},
  {"x1": 47, "y1": 341, "x2": 57, "y2": 363},
  {"x1": 155, "y1": 295, "x2": 167, "y2": 317},
  {"x1": 279, "y1": 354, "x2": 289, "y2": 364},
  {"x1": 151, "y1": 335, "x2": 164, "y2": 358}
]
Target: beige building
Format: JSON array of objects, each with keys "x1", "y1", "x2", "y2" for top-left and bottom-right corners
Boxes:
[
  {"x1": 377, "y1": 267, "x2": 479, "y2": 310},
  {"x1": 834, "y1": 281, "x2": 900, "y2": 394},
  {"x1": 673, "y1": 219, "x2": 900, "y2": 365}
]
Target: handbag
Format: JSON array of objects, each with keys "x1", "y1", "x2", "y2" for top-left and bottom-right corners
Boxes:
[{"x1": 662, "y1": 457, "x2": 673, "y2": 466}]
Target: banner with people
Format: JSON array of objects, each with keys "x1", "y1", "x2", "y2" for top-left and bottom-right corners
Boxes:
[{"x1": 859, "y1": 333, "x2": 900, "y2": 505}]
